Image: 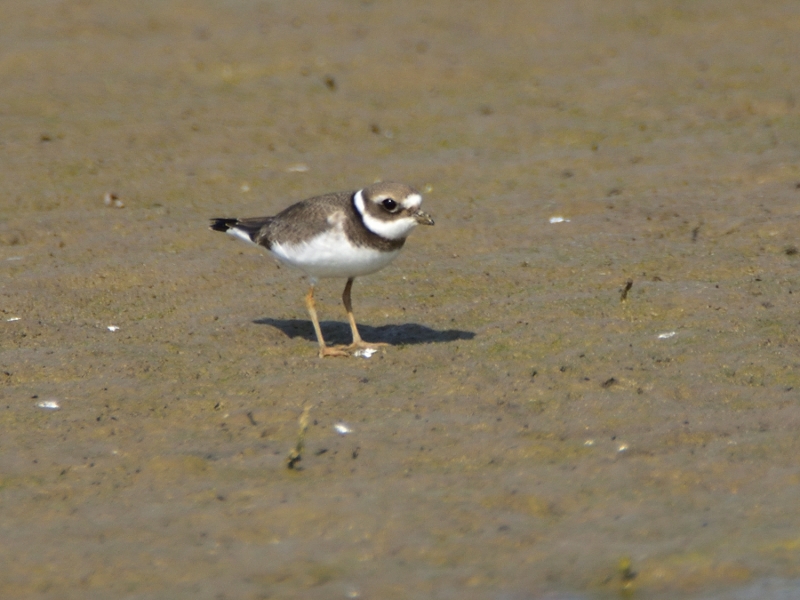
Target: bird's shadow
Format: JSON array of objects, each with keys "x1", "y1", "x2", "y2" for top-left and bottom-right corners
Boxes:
[{"x1": 253, "y1": 318, "x2": 475, "y2": 346}]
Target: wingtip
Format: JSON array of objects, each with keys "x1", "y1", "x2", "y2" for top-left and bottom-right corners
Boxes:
[{"x1": 209, "y1": 218, "x2": 236, "y2": 232}]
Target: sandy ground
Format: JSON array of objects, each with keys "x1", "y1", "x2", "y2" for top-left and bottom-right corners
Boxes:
[{"x1": 2, "y1": 1, "x2": 800, "y2": 598}]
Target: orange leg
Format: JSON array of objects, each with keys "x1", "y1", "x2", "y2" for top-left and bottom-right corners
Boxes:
[
  {"x1": 304, "y1": 284, "x2": 348, "y2": 358},
  {"x1": 341, "y1": 277, "x2": 388, "y2": 351}
]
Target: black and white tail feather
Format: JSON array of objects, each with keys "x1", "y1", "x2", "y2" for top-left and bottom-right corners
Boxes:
[{"x1": 209, "y1": 217, "x2": 272, "y2": 246}]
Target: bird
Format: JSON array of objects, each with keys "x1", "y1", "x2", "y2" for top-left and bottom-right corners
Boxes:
[{"x1": 209, "y1": 182, "x2": 434, "y2": 357}]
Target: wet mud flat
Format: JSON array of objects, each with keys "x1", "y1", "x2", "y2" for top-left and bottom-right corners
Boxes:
[{"x1": 2, "y1": 1, "x2": 800, "y2": 598}]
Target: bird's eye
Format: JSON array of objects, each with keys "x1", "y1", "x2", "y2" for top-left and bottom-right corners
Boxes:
[{"x1": 382, "y1": 198, "x2": 398, "y2": 211}]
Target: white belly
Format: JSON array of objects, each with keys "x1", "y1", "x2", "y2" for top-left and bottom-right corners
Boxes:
[{"x1": 270, "y1": 230, "x2": 400, "y2": 278}]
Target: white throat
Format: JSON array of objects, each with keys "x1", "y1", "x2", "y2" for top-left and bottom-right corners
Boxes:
[{"x1": 353, "y1": 189, "x2": 418, "y2": 240}]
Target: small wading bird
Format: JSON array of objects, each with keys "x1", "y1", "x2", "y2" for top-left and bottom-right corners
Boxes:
[{"x1": 210, "y1": 182, "x2": 434, "y2": 357}]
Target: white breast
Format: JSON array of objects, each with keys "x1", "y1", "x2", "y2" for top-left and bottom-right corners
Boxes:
[{"x1": 270, "y1": 229, "x2": 401, "y2": 278}]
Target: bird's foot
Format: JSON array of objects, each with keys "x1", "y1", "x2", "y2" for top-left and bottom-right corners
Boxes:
[{"x1": 318, "y1": 346, "x2": 352, "y2": 358}]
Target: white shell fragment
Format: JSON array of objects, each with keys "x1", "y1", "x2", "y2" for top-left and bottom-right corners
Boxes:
[
  {"x1": 6, "y1": 317, "x2": 21, "y2": 322},
  {"x1": 657, "y1": 331, "x2": 676, "y2": 339},
  {"x1": 107, "y1": 325, "x2": 120, "y2": 332},
  {"x1": 36, "y1": 399, "x2": 61, "y2": 410},
  {"x1": 285, "y1": 163, "x2": 309, "y2": 173},
  {"x1": 549, "y1": 216, "x2": 571, "y2": 224},
  {"x1": 334, "y1": 423, "x2": 352, "y2": 435},
  {"x1": 103, "y1": 192, "x2": 124, "y2": 208},
  {"x1": 353, "y1": 348, "x2": 376, "y2": 358}
]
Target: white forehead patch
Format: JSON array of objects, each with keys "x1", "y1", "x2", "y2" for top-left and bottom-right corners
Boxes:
[{"x1": 401, "y1": 193, "x2": 422, "y2": 210}]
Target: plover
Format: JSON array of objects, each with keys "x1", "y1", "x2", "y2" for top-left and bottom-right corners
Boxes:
[{"x1": 210, "y1": 182, "x2": 434, "y2": 357}]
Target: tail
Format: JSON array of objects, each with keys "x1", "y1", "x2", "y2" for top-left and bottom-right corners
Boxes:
[
  {"x1": 209, "y1": 217, "x2": 272, "y2": 246},
  {"x1": 209, "y1": 218, "x2": 239, "y2": 233}
]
